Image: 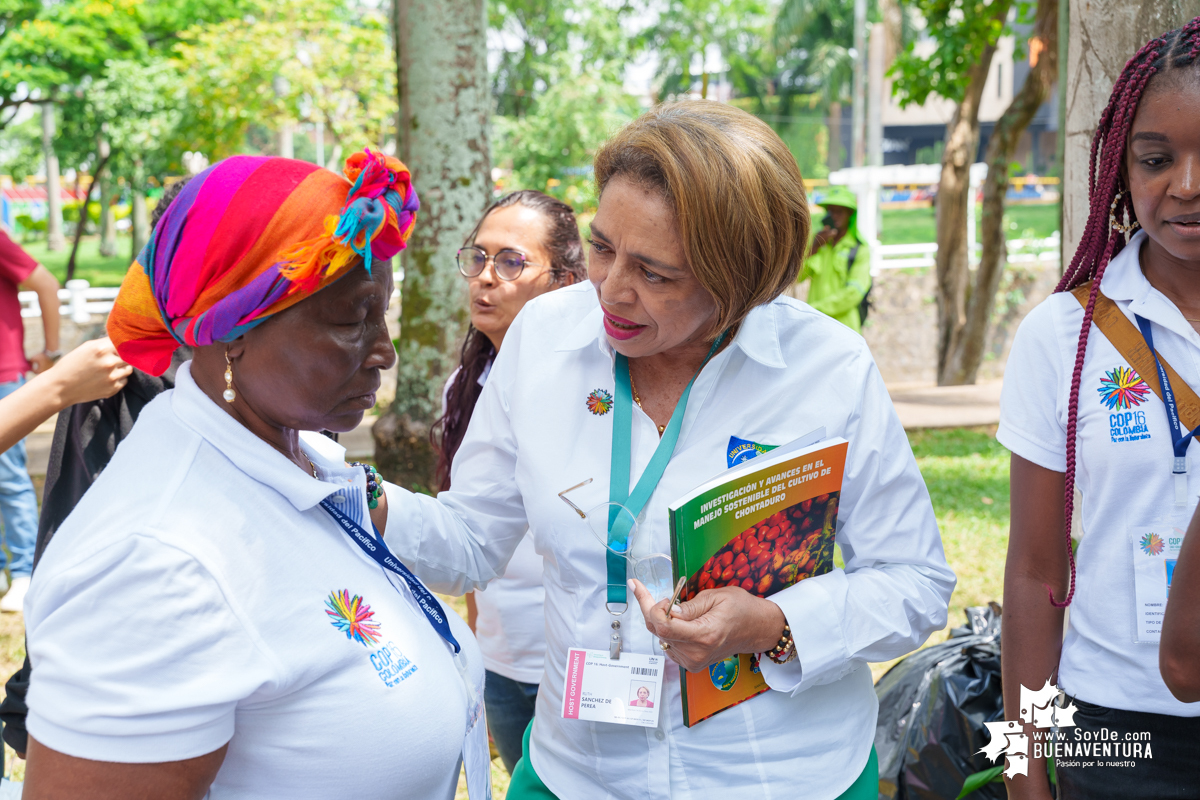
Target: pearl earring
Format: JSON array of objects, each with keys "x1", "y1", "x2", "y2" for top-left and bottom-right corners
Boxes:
[{"x1": 223, "y1": 349, "x2": 236, "y2": 403}]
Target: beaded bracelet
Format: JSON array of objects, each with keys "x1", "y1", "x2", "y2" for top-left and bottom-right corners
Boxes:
[
  {"x1": 351, "y1": 461, "x2": 384, "y2": 509},
  {"x1": 766, "y1": 623, "x2": 797, "y2": 664}
]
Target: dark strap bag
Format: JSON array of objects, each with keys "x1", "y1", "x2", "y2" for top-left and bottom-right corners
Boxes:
[{"x1": 845, "y1": 243, "x2": 873, "y2": 325}]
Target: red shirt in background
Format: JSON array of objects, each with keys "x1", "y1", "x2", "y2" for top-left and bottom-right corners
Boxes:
[{"x1": 0, "y1": 229, "x2": 39, "y2": 383}]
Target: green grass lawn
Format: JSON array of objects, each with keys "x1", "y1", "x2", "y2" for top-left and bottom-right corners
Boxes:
[
  {"x1": 19, "y1": 236, "x2": 133, "y2": 287},
  {"x1": 869, "y1": 426, "x2": 1009, "y2": 681},
  {"x1": 1, "y1": 427, "x2": 1010, "y2": 794},
  {"x1": 880, "y1": 203, "x2": 1059, "y2": 245},
  {"x1": 909, "y1": 426, "x2": 1008, "y2": 621}
]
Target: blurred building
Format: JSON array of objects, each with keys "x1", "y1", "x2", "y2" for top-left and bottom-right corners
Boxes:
[
  {"x1": 867, "y1": 32, "x2": 1058, "y2": 172},
  {"x1": 0, "y1": 176, "x2": 87, "y2": 234}
]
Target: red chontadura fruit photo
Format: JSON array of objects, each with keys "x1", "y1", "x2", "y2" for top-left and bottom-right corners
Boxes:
[{"x1": 682, "y1": 492, "x2": 840, "y2": 602}]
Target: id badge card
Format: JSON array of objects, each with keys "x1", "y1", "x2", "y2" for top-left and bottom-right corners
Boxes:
[
  {"x1": 1130, "y1": 512, "x2": 1190, "y2": 644},
  {"x1": 560, "y1": 648, "x2": 664, "y2": 728},
  {"x1": 457, "y1": 656, "x2": 493, "y2": 799}
]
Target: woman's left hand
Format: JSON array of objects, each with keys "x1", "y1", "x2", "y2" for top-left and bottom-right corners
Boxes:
[{"x1": 629, "y1": 578, "x2": 788, "y2": 673}]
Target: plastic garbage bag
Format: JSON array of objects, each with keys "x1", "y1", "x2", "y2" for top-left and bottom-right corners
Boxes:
[{"x1": 875, "y1": 604, "x2": 1005, "y2": 800}]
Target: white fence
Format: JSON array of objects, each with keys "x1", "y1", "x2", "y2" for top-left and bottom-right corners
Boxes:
[
  {"x1": 19, "y1": 280, "x2": 120, "y2": 323},
  {"x1": 875, "y1": 233, "x2": 1060, "y2": 273},
  {"x1": 20, "y1": 244, "x2": 1060, "y2": 321},
  {"x1": 19, "y1": 280, "x2": 405, "y2": 321}
]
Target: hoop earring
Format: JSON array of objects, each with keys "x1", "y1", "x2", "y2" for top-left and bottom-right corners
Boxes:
[
  {"x1": 223, "y1": 348, "x2": 236, "y2": 403},
  {"x1": 1109, "y1": 191, "x2": 1140, "y2": 233}
]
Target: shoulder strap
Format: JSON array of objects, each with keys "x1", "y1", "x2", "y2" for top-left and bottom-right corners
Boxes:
[
  {"x1": 1071, "y1": 282, "x2": 1200, "y2": 430},
  {"x1": 844, "y1": 244, "x2": 861, "y2": 286}
]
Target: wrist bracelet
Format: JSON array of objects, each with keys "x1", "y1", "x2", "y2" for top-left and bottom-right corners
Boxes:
[
  {"x1": 351, "y1": 461, "x2": 383, "y2": 509},
  {"x1": 766, "y1": 623, "x2": 797, "y2": 664},
  {"x1": 43, "y1": 349, "x2": 62, "y2": 361}
]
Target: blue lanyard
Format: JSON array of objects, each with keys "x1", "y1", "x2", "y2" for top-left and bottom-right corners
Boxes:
[
  {"x1": 606, "y1": 334, "x2": 725, "y2": 606},
  {"x1": 1135, "y1": 314, "x2": 1200, "y2": 476},
  {"x1": 320, "y1": 498, "x2": 461, "y2": 654}
]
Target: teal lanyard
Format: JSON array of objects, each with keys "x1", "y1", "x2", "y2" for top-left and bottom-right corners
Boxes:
[{"x1": 606, "y1": 334, "x2": 725, "y2": 606}]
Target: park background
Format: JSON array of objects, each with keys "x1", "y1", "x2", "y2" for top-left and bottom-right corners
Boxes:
[{"x1": 1, "y1": 0, "x2": 1197, "y2": 797}]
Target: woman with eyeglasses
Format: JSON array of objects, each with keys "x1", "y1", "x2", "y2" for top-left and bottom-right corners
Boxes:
[{"x1": 436, "y1": 190, "x2": 586, "y2": 774}]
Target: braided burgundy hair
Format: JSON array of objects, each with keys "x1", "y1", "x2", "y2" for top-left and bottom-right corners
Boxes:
[{"x1": 1050, "y1": 17, "x2": 1200, "y2": 608}]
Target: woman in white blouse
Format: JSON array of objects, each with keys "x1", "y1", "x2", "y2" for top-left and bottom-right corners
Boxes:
[{"x1": 384, "y1": 101, "x2": 955, "y2": 800}]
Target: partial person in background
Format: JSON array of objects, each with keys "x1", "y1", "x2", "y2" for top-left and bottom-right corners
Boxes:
[
  {"x1": 0, "y1": 338, "x2": 131, "y2": 455},
  {"x1": 0, "y1": 177, "x2": 191, "y2": 759},
  {"x1": 799, "y1": 185, "x2": 872, "y2": 333},
  {"x1": 433, "y1": 190, "x2": 586, "y2": 774},
  {"x1": 0, "y1": 227, "x2": 62, "y2": 610},
  {"x1": 1161, "y1": 501, "x2": 1200, "y2": 703}
]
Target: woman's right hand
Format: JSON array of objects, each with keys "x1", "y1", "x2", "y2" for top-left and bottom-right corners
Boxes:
[
  {"x1": 47, "y1": 337, "x2": 133, "y2": 408},
  {"x1": 810, "y1": 226, "x2": 836, "y2": 252}
]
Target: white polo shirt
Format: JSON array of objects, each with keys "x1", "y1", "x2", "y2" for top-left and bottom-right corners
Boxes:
[
  {"x1": 25, "y1": 363, "x2": 484, "y2": 798},
  {"x1": 387, "y1": 282, "x2": 956, "y2": 800},
  {"x1": 999, "y1": 229, "x2": 1200, "y2": 718}
]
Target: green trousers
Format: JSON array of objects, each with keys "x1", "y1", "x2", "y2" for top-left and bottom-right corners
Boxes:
[{"x1": 507, "y1": 720, "x2": 879, "y2": 799}]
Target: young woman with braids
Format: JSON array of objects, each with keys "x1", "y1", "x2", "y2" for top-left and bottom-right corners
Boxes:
[
  {"x1": 998, "y1": 19, "x2": 1200, "y2": 799},
  {"x1": 434, "y1": 190, "x2": 586, "y2": 774}
]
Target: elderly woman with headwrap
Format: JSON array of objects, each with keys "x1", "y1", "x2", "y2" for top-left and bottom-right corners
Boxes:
[{"x1": 20, "y1": 153, "x2": 488, "y2": 800}]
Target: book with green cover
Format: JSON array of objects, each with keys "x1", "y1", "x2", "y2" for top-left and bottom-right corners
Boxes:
[{"x1": 667, "y1": 435, "x2": 848, "y2": 727}]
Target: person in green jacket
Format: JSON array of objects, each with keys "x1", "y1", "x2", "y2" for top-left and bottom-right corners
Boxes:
[{"x1": 800, "y1": 185, "x2": 872, "y2": 333}]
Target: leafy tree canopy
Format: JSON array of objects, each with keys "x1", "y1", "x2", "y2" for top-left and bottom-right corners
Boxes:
[
  {"x1": 0, "y1": 0, "x2": 146, "y2": 126},
  {"x1": 641, "y1": 0, "x2": 771, "y2": 100},
  {"x1": 176, "y1": 0, "x2": 395, "y2": 162},
  {"x1": 489, "y1": 0, "x2": 636, "y2": 118},
  {"x1": 891, "y1": 0, "x2": 1033, "y2": 107},
  {"x1": 493, "y1": 72, "x2": 639, "y2": 208}
]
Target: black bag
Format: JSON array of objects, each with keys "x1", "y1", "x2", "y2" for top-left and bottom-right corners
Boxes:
[
  {"x1": 875, "y1": 604, "x2": 1006, "y2": 800},
  {"x1": 845, "y1": 243, "x2": 873, "y2": 325}
]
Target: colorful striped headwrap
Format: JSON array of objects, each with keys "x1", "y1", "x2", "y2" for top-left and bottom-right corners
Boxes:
[{"x1": 107, "y1": 149, "x2": 418, "y2": 376}]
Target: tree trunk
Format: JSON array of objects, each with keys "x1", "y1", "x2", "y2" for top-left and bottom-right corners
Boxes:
[
  {"x1": 130, "y1": 158, "x2": 149, "y2": 261},
  {"x1": 42, "y1": 104, "x2": 65, "y2": 251},
  {"x1": 65, "y1": 152, "x2": 112, "y2": 282},
  {"x1": 851, "y1": 0, "x2": 868, "y2": 167},
  {"x1": 391, "y1": 0, "x2": 404, "y2": 150},
  {"x1": 827, "y1": 101, "x2": 843, "y2": 172},
  {"x1": 934, "y1": 0, "x2": 1010, "y2": 386},
  {"x1": 878, "y1": 0, "x2": 903, "y2": 66},
  {"x1": 942, "y1": 0, "x2": 1058, "y2": 385},
  {"x1": 98, "y1": 176, "x2": 117, "y2": 257},
  {"x1": 1062, "y1": 0, "x2": 1200, "y2": 260},
  {"x1": 98, "y1": 136, "x2": 118, "y2": 257},
  {"x1": 376, "y1": 0, "x2": 490, "y2": 492}
]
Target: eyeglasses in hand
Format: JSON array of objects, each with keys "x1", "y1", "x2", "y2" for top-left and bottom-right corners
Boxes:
[
  {"x1": 456, "y1": 247, "x2": 543, "y2": 281},
  {"x1": 559, "y1": 478, "x2": 675, "y2": 605}
]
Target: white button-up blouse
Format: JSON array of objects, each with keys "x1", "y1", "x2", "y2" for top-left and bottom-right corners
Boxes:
[{"x1": 387, "y1": 282, "x2": 955, "y2": 800}]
